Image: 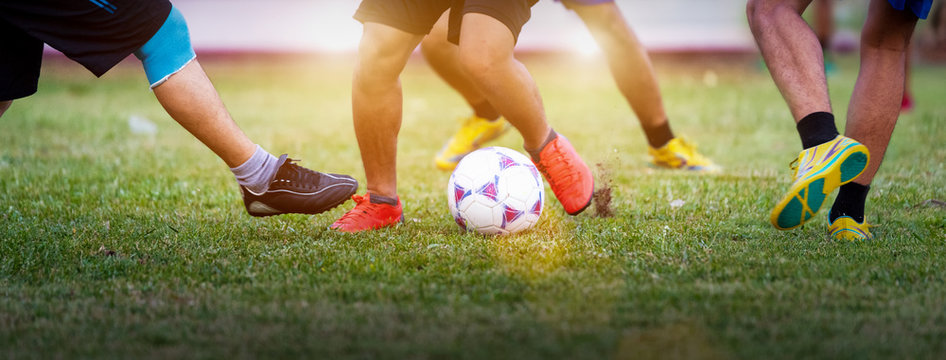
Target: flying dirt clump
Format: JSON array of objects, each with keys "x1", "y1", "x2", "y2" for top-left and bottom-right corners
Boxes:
[{"x1": 593, "y1": 163, "x2": 614, "y2": 218}]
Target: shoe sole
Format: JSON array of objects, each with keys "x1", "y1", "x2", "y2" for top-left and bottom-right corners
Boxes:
[
  {"x1": 830, "y1": 228, "x2": 872, "y2": 241},
  {"x1": 333, "y1": 213, "x2": 404, "y2": 233},
  {"x1": 770, "y1": 145, "x2": 868, "y2": 230}
]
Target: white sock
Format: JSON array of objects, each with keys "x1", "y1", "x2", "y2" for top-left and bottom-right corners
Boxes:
[{"x1": 230, "y1": 145, "x2": 280, "y2": 194}]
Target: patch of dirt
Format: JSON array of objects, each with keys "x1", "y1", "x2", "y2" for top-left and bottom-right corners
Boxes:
[
  {"x1": 97, "y1": 245, "x2": 117, "y2": 257},
  {"x1": 593, "y1": 163, "x2": 614, "y2": 218}
]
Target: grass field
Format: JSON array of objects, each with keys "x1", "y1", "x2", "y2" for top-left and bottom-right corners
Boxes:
[{"x1": 2, "y1": 53, "x2": 945, "y2": 359}]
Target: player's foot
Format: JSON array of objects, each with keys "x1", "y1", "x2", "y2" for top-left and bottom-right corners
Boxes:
[
  {"x1": 648, "y1": 137, "x2": 720, "y2": 172},
  {"x1": 241, "y1": 155, "x2": 358, "y2": 217},
  {"x1": 770, "y1": 135, "x2": 869, "y2": 230},
  {"x1": 532, "y1": 135, "x2": 593, "y2": 215},
  {"x1": 828, "y1": 216, "x2": 873, "y2": 241},
  {"x1": 435, "y1": 115, "x2": 510, "y2": 171},
  {"x1": 901, "y1": 91, "x2": 914, "y2": 112},
  {"x1": 330, "y1": 193, "x2": 404, "y2": 232}
]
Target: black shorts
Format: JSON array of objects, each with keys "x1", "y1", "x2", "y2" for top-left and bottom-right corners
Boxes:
[
  {"x1": 354, "y1": 0, "x2": 538, "y2": 45},
  {"x1": 0, "y1": 0, "x2": 171, "y2": 101}
]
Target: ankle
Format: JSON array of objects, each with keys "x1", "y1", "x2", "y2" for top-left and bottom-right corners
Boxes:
[
  {"x1": 368, "y1": 192, "x2": 399, "y2": 206},
  {"x1": 797, "y1": 112, "x2": 840, "y2": 149},
  {"x1": 525, "y1": 129, "x2": 558, "y2": 162},
  {"x1": 230, "y1": 145, "x2": 281, "y2": 193},
  {"x1": 829, "y1": 182, "x2": 870, "y2": 222}
]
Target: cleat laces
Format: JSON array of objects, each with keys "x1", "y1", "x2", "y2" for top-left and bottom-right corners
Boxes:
[
  {"x1": 274, "y1": 159, "x2": 321, "y2": 191},
  {"x1": 538, "y1": 144, "x2": 577, "y2": 189},
  {"x1": 333, "y1": 195, "x2": 379, "y2": 225}
]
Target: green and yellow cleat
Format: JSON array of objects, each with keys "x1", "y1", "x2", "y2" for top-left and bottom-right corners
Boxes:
[
  {"x1": 648, "y1": 137, "x2": 719, "y2": 172},
  {"x1": 435, "y1": 115, "x2": 510, "y2": 171},
  {"x1": 770, "y1": 135, "x2": 869, "y2": 230},
  {"x1": 828, "y1": 216, "x2": 873, "y2": 241}
]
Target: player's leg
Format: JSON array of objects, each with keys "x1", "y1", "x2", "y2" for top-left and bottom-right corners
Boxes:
[
  {"x1": 747, "y1": 0, "x2": 869, "y2": 230},
  {"x1": 351, "y1": 22, "x2": 423, "y2": 200},
  {"x1": 566, "y1": 0, "x2": 717, "y2": 171},
  {"x1": 748, "y1": 0, "x2": 832, "y2": 120},
  {"x1": 813, "y1": 0, "x2": 838, "y2": 72},
  {"x1": 151, "y1": 62, "x2": 254, "y2": 168},
  {"x1": 901, "y1": 49, "x2": 914, "y2": 111},
  {"x1": 331, "y1": 21, "x2": 429, "y2": 232},
  {"x1": 138, "y1": 7, "x2": 357, "y2": 217},
  {"x1": 421, "y1": 11, "x2": 509, "y2": 170},
  {"x1": 150, "y1": 60, "x2": 359, "y2": 217},
  {"x1": 814, "y1": 0, "x2": 834, "y2": 51},
  {"x1": 332, "y1": 0, "x2": 452, "y2": 232},
  {"x1": 457, "y1": 13, "x2": 549, "y2": 151},
  {"x1": 456, "y1": 7, "x2": 593, "y2": 215},
  {"x1": 567, "y1": 1, "x2": 667, "y2": 144},
  {"x1": 3, "y1": 3, "x2": 357, "y2": 217},
  {"x1": 421, "y1": 12, "x2": 499, "y2": 121},
  {"x1": 828, "y1": 0, "x2": 920, "y2": 240}
]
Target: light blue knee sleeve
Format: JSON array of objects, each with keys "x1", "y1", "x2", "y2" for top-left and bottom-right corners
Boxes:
[{"x1": 134, "y1": 6, "x2": 197, "y2": 88}]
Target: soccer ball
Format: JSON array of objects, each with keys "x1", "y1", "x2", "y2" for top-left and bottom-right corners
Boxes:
[{"x1": 447, "y1": 147, "x2": 544, "y2": 235}]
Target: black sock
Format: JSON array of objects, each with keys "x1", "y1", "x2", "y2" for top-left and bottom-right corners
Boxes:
[
  {"x1": 526, "y1": 129, "x2": 558, "y2": 162},
  {"x1": 797, "y1": 112, "x2": 840, "y2": 149},
  {"x1": 369, "y1": 193, "x2": 398, "y2": 206},
  {"x1": 471, "y1": 101, "x2": 501, "y2": 121},
  {"x1": 643, "y1": 120, "x2": 674, "y2": 148},
  {"x1": 829, "y1": 183, "x2": 870, "y2": 223}
]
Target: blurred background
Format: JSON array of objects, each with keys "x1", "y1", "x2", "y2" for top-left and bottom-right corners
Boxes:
[
  {"x1": 164, "y1": 0, "x2": 757, "y2": 53},
  {"x1": 110, "y1": 0, "x2": 847, "y2": 54},
  {"x1": 35, "y1": 0, "x2": 944, "y2": 60}
]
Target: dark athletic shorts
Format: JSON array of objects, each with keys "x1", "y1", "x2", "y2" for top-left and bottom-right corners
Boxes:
[
  {"x1": 354, "y1": 0, "x2": 539, "y2": 45},
  {"x1": 887, "y1": 0, "x2": 933, "y2": 19},
  {"x1": 0, "y1": 0, "x2": 171, "y2": 101}
]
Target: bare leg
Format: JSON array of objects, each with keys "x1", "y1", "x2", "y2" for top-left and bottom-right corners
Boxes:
[
  {"x1": 457, "y1": 13, "x2": 550, "y2": 151},
  {"x1": 352, "y1": 22, "x2": 424, "y2": 198},
  {"x1": 904, "y1": 49, "x2": 911, "y2": 96},
  {"x1": 901, "y1": 47, "x2": 913, "y2": 108},
  {"x1": 813, "y1": 0, "x2": 834, "y2": 51},
  {"x1": 0, "y1": 100, "x2": 11, "y2": 117},
  {"x1": 567, "y1": 1, "x2": 671, "y2": 144},
  {"x1": 747, "y1": 0, "x2": 831, "y2": 122},
  {"x1": 152, "y1": 60, "x2": 255, "y2": 167},
  {"x1": 420, "y1": 11, "x2": 500, "y2": 120},
  {"x1": 844, "y1": 0, "x2": 918, "y2": 185}
]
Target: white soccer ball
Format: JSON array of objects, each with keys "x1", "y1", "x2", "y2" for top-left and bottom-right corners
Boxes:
[{"x1": 447, "y1": 147, "x2": 544, "y2": 235}]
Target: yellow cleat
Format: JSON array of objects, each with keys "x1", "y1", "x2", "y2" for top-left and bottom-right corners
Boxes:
[
  {"x1": 648, "y1": 137, "x2": 719, "y2": 172},
  {"x1": 828, "y1": 216, "x2": 873, "y2": 241},
  {"x1": 770, "y1": 135, "x2": 869, "y2": 230},
  {"x1": 435, "y1": 115, "x2": 510, "y2": 171}
]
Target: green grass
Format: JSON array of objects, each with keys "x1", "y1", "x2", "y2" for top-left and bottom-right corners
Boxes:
[{"x1": 2, "y1": 53, "x2": 945, "y2": 359}]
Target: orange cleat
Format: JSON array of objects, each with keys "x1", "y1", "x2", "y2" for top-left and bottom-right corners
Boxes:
[
  {"x1": 330, "y1": 193, "x2": 403, "y2": 233},
  {"x1": 532, "y1": 134, "x2": 594, "y2": 215}
]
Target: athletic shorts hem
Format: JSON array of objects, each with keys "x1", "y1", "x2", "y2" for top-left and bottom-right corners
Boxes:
[
  {"x1": 0, "y1": 86, "x2": 37, "y2": 102},
  {"x1": 353, "y1": 7, "x2": 439, "y2": 35}
]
